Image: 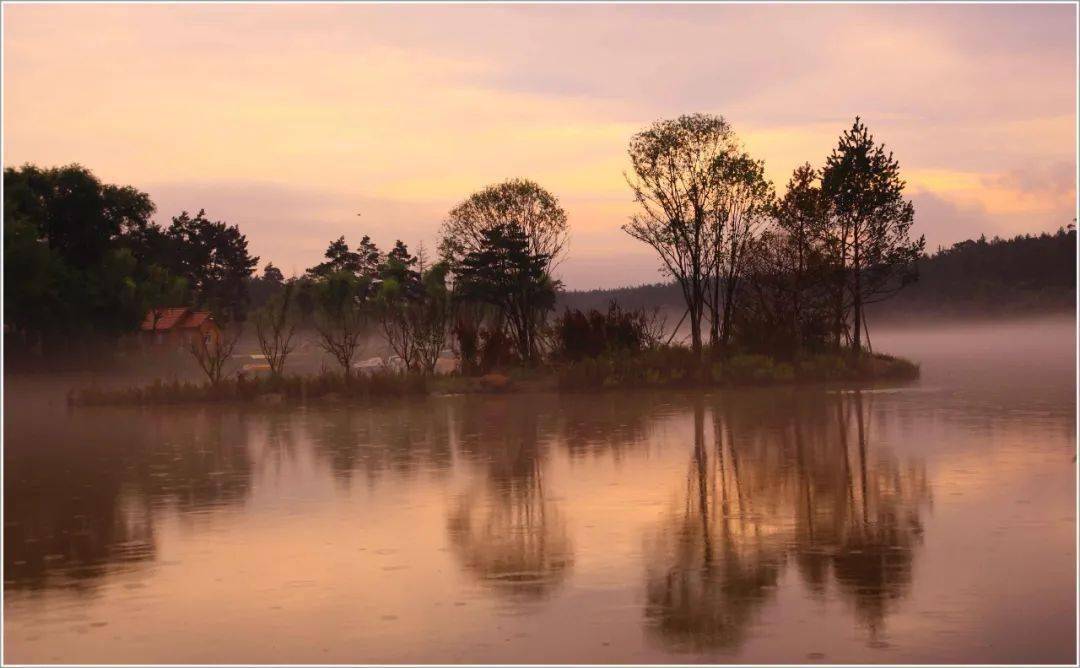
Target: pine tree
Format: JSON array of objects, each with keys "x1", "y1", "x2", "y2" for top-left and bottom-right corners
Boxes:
[{"x1": 821, "y1": 118, "x2": 925, "y2": 353}]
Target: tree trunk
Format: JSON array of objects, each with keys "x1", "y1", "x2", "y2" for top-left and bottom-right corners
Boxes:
[
  {"x1": 688, "y1": 275, "x2": 705, "y2": 361},
  {"x1": 708, "y1": 271, "x2": 721, "y2": 351},
  {"x1": 689, "y1": 303, "x2": 702, "y2": 360},
  {"x1": 720, "y1": 274, "x2": 738, "y2": 350},
  {"x1": 852, "y1": 238, "x2": 862, "y2": 354}
]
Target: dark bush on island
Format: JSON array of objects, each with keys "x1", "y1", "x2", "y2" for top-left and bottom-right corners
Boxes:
[
  {"x1": 556, "y1": 347, "x2": 918, "y2": 390},
  {"x1": 554, "y1": 302, "x2": 666, "y2": 362},
  {"x1": 478, "y1": 327, "x2": 517, "y2": 373}
]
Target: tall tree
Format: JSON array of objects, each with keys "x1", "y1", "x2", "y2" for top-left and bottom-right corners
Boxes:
[
  {"x1": 377, "y1": 243, "x2": 451, "y2": 373},
  {"x1": 306, "y1": 235, "x2": 381, "y2": 281},
  {"x1": 749, "y1": 162, "x2": 830, "y2": 355},
  {"x1": 821, "y1": 118, "x2": 924, "y2": 352},
  {"x1": 140, "y1": 264, "x2": 190, "y2": 333},
  {"x1": 440, "y1": 178, "x2": 568, "y2": 272},
  {"x1": 3, "y1": 164, "x2": 157, "y2": 352},
  {"x1": 623, "y1": 113, "x2": 740, "y2": 360},
  {"x1": 262, "y1": 263, "x2": 285, "y2": 285},
  {"x1": 381, "y1": 240, "x2": 422, "y2": 297},
  {"x1": 166, "y1": 209, "x2": 259, "y2": 323},
  {"x1": 454, "y1": 223, "x2": 557, "y2": 364},
  {"x1": 248, "y1": 262, "x2": 286, "y2": 310},
  {"x1": 4, "y1": 164, "x2": 154, "y2": 269},
  {"x1": 707, "y1": 151, "x2": 774, "y2": 350}
]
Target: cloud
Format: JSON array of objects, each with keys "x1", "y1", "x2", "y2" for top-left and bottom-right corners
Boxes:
[{"x1": 3, "y1": 3, "x2": 1075, "y2": 288}]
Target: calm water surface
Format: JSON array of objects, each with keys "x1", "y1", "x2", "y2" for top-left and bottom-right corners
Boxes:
[{"x1": 4, "y1": 318, "x2": 1076, "y2": 663}]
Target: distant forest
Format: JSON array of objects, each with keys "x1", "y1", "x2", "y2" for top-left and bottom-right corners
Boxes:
[{"x1": 558, "y1": 227, "x2": 1077, "y2": 320}]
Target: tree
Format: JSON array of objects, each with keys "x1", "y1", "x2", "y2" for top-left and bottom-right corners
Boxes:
[
  {"x1": 707, "y1": 151, "x2": 774, "y2": 350},
  {"x1": 190, "y1": 326, "x2": 241, "y2": 386},
  {"x1": 412, "y1": 263, "x2": 452, "y2": 372},
  {"x1": 736, "y1": 163, "x2": 832, "y2": 356},
  {"x1": 262, "y1": 263, "x2": 285, "y2": 285},
  {"x1": 774, "y1": 164, "x2": 828, "y2": 335},
  {"x1": 166, "y1": 209, "x2": 259, "y2": 323},
  {"x1": 454, "y1": 223, "x2": 557, "y2": 364},
  {"x1": 381, "y1": 240, "x2": 422, "y2": 296},
  {"x1": 254, "y1": 283, "x2": 298, "y2": 378},
  {"x1": 4, "y1": 163, "x2": 154, "y2": 269},
  {"x1": 139, "y1": 265, "x2": 190, "y2": 333},
  {"x1": 313, "y1": 271, "x2": 371, "y2": 381},
  {"x1": 623, "y1": 113, "x2": 740, "y2": 360},
  {"x1": 248, "y1": 262, "x2": 286, "y2": 310},
  {"x1": 3, "y1": 164, "x2": 157, "y2": 355},
  {"x1": 3, "y1": 209, "x2": 66, "y2": 353},
  {"x1": 820, "y1": 119, "x2": 925, "y2": 352},
  {"x1": 440, "y1": 178, "x2": 568, "y2": 271},
  {"x1": 307, "y1": 235, "x2": 380, "y2": 281},
  {"x1": 376, "y1": 242, "x2": 450, "y2": 372}
]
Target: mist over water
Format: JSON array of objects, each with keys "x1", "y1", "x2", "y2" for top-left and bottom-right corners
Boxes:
[{"x1": 3, "y1": 317, "x2": 1075, "y2": 664}]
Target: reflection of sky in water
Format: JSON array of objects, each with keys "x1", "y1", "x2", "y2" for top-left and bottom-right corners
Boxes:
[{"x1": 3, "y1": 318, "x2": 1075, "y2": 663}]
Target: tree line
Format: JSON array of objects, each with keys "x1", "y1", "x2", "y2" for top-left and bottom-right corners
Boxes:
[
  {"x1": 559, "y1": 227, "x2": 1077, "y2": 319},
  {"x1": 5, "y1": 114, "x2": 930, "y2": 377},
  {"x1": 4, "y1": 164, "x2": 258, "y2": 358}
]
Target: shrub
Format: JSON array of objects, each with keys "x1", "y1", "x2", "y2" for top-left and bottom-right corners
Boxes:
[
  {"x1": 452, "y1": 313, "x2": 481, "y2": 375},
  {"x1": 858, "y1": 353, "x2": 920, "y2": 380},
  {"x1": 556, "y1": 344, "x2": 699, "y2": 390},
  {"x1": 554, "y1": 301, "x2": 665, "y2": 362},
  {"x1": 795, "y1": 352, "x2": 920, "y2": 382},
  {"x1": 724, "y1": 354, "x2": 773, "y2": 383},
  {"x1": 796, "y1": 354, "x2": 850, "y2": 381},
  {"x1": 557, "y1": 346, "x2": 917, "y2": 391},
  {"x1": 478, "y1": 326, "x2": 516, "y2": 372}
]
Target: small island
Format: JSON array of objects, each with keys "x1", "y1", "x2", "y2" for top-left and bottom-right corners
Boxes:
[{"x1": 17, "y1": 116, "x2": 936, "y2": 405}]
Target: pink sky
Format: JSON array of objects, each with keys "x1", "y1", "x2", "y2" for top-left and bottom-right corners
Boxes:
[{"x1": 3, "y1": 4, "x2": 1076, "y2": 289}]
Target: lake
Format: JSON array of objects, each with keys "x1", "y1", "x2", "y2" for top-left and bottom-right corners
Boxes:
[{"x1": 3, "y1": 317, "x2": 1075, "y2": 664}]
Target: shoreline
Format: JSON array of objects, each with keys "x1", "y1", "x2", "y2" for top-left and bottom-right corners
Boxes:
[{"x1": 68, "y1": 352, "x2": 919, "y2": 407}]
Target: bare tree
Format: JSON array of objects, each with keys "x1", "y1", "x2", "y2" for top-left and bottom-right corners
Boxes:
[
  {"x1": 411, "y1": 266, "x2": 452, "y2": 373},
  {"x1": 623, "y1": 113, "x2": 739, "y2": 360},
  {"x1": 190, "y1": 325, "x2": 241, "y2": 385},
  {"x1": 313, "y1": 272, "x2": 370, "y2": 381},
  {"x1": 639, "y1": 306, "x2": 670, "y2": 350},
  {"x1": 254, "y1": 283, "x2": 297, "y2": 378},
  {"x1": 376, "y1": 243, "x2": 451, "y2": 373}
]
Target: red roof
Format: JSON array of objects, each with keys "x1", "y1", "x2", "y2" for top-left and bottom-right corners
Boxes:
[
  {"x1": 183, "y1": 311, "x2": 212, "y2": 328},
  {"x1": 140, "y1": 307, "x2": 214, "y2": 332}
]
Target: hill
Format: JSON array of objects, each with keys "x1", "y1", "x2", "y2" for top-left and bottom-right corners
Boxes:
[{"x1": 557, "y1": 228, "x2": 1077, "y2": 320}]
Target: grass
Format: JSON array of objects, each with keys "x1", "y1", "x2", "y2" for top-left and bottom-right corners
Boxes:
[
  {"x1": 71, "y1": 370, "x2": 428, "y2": 406},
  {"x1": 556, "y1": 346, "x2": 919, "y2": 391},
  {"x1": 71, "y1": 348, "x2": 919, "y2": 405}
]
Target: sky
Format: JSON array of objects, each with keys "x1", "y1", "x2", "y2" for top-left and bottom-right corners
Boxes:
[{"x1": 3, "y1": 3, "x2": 1076, "y2": 289}]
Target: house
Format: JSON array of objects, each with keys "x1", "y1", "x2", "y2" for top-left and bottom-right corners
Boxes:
[{"x1": 139, "y1": 307, "x2": 220, "y2": 349}]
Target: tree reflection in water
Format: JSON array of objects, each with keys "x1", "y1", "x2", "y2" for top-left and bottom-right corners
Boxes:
[
  {"x1": 306, "y1": 401, "x2": 453, "y2": 486},
  {"x1": 644, "y1": 390, "x2": 930, "y2": 652},
  {"x1": 5, "y1": 408, "x2": 255, "y2": 592},
  {"x1": 447, "y1": 396, "x2": 573, "y2": 601}
]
